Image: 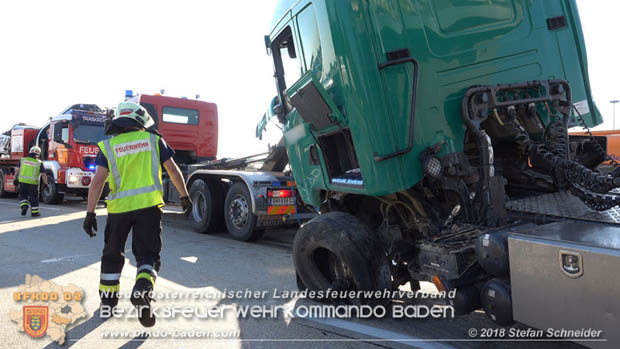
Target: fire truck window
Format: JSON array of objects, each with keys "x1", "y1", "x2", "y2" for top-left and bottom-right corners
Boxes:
[
  {"x1": 61, "y1": 127, "x2": 69, "y2": 143},
  {"x1": 162, "y1": 107, "x2": 199, "y2": 125}
]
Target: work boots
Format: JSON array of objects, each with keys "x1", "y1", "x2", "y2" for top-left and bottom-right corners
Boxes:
[
  {"x1": 130, "y1": 278, "x2": 156, "y2": 327},
  {"x1": 21, "y1": 206, "x2": 28, "y2": 216},
  {"x1": 99, "y1": 294, "x2": 119, "y2": 318}
]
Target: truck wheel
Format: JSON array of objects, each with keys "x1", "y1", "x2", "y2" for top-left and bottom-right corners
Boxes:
[
  {"x1": 224, "y1": 182, "x2": 264, "y2": 241},
  {"x1": 189, "y1": 179, "x2": 223, "y2": 233},
  {"x1": 292, "y1": 211, "x2": 391, "y2": 305},
  {"x1": 296, "y1": 273, "x2": 307, "y2": 292},
  {"x1": 0, "y1": 172, "x2": 7, "y2": 198},
  {"x1": 41, "y1": 174, "x2": 64, "y2": 204}
]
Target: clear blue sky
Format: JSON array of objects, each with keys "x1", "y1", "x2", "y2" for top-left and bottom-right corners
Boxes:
[{"x1": 0, "y1": 0, "x2": 616, "y2": 157}]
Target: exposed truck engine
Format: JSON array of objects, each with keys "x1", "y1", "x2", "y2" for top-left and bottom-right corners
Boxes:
[{"x1": 265, "y1": 0, "x2": 620, "y2": 345}]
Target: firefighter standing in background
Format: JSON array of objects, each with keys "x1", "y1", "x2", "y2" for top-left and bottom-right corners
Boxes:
[
  {"x1": 83, "y1": 101, "x2": 192, "y2": 327},
  {"x1": 14, "y1": 146, "x2": 48, "y2": 217}
]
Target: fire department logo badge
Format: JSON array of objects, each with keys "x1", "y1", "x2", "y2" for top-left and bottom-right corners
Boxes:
[{"x1": 23, "y1": 306, "x2": 48, "y2": 338}]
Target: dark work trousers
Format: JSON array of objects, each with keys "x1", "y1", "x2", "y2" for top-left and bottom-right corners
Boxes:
[
  {"x1": 18, "y1": 183, "x2": 39, "y2": 215},
  {"x1": 99, "y1": 205, "x2": 162, "y2": 304}
]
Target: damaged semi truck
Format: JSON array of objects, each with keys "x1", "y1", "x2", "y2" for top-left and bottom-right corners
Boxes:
[{"x1": 266, "y1": 0, "x2": 620, "y2": 342}]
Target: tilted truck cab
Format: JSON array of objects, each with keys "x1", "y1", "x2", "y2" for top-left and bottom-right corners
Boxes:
[
  {"x1": 267, "y1": 1, "x2": 620, "y2": 344},
  {"x1": 268, "y1": 0, "x2": 601, "y2": 207}
]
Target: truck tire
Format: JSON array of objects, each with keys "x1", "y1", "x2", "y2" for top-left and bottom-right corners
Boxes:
[
  {"x1": 292, "y1": 211, "x2": 391, "y2": 305},
  {"x1": 41, "y1": 173, "x2": 64, "y2": 204},
  {"x1": 224, "y1": 182, "x2": 264, "y2": 241},
  {"x1": 189, "y1": 179, "x2": 223, "y2": 234},
  {"x1": 0, "y1": 172, "x2": 7, "y2": 198}
]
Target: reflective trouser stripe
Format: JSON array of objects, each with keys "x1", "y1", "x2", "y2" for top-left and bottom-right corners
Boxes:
[
  {"x1": 31, "y1": 207, "x2": 39, "y2": 213},
  {"x1": 100, "y1": 273, "x2": 121, "y2": 281},
  {"x1": 19, "y1": 200, "x2": 29, "y2": 207},
  {"x1": 137, "y1": 265, "x2": 157, "y2": 278},
  {"x1": 136, "y1": 272, "x2": 154, "y2": 285},
  {"x1": 99, "y1": 284, "x2": 120, "y2": 292},
  {"x1": 103, "y1": 133, "x2": 162, "y2": 201}
]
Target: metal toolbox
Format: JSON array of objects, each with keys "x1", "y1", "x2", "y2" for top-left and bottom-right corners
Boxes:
[{"x1": 508, "y1": 222, "x2": 620, "y2": 348}]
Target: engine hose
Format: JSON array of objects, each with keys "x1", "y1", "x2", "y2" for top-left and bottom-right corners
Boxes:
[
  {"x1": 572, "y1": 104, "x2": 620, "y2": 174},
  {"x1": 569, "y1": 182, "x2": 620, "y2": 211},
  {"x1": 530, "y1": 143, "x2": 620, "y2": 193}
]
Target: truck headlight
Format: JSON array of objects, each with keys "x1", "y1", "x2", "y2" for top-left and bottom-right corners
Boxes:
[{"x1": 69, "y1": 175, "x2": 79, "y2": 183}]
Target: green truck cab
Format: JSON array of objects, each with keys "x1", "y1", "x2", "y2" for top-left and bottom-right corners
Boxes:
[{"x1": 265, "y1": 0, "x2": 619, "y2": 332}]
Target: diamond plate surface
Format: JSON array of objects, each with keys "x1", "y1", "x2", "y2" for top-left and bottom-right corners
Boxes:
[{"x1": 506, "y1": 191, "x2": 620, "y2": 224}]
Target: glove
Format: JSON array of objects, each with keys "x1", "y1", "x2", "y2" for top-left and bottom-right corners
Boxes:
[
  {"x1": 13, "y1": 177, "x2": 18, "y2": 186},
  {"x1": 83, "y1": 212, "x2": 97, "y2": 237},
  {"x1": 180, "y1": 196, "x2": 193, "y2": 217}
]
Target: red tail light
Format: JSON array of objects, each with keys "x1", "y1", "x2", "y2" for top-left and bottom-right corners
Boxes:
[{"x1": 268, "y1": 189, "x2": 293, "y2": 198}]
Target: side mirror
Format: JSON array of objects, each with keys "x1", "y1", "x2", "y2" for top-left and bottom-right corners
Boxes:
[
  {"x1": 269, "y1": 95, "x2": 287, "y2": 123},
  {"x1": 256, "y1": 112, "x2": 268, "y2": 140}
]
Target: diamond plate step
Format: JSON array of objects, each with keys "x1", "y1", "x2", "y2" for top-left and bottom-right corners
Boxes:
[{"x1": 506, "y1": 191, "x2": 620, "y2": 225}]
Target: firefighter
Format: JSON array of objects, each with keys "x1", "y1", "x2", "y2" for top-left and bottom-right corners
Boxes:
[
  {"x1": 83, "y1": 101, "x2": 192, "y2": 327},
  {"x1": 14, "y1": 146, "x2": 48, "y2": 217}
]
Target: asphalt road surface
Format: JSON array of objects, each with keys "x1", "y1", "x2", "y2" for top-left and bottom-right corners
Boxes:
[{"x1": 0, "y1": 197, "x2": 585, "y2": 348}]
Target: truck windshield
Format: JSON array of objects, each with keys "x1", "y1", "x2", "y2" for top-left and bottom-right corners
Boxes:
[{"x1": 73, "y1": 124, "x2": 109, "y2": 144}]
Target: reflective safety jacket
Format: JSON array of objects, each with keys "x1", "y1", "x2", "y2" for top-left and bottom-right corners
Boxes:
[
  {"x1": 18, "y1": 157, "x2": 42, "y2": 185},
  {"x1": 98, "y1": 131, "x2": 164, "y2": 213}
]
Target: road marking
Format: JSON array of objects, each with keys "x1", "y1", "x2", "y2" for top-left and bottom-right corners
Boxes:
[
  {"x1": 41, "y1": 256, "x2": 78, "y2": 263},
  {"x1": 180, "y1": 256, "x2": 198, "y2": 263},
  {"x1": 298, "y1": 316, "x2": 453, "y2": 349}
]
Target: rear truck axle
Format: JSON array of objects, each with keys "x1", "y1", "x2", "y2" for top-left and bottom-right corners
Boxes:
[{"x1": 184, "y1": 170, "x2": 311, "y2": 242}]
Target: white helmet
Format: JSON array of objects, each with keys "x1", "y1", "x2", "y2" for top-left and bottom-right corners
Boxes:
[
  {"x1": 29, "y1": 146, "x2": 42, "y2": 156},
  {"x1": 115, "y1": 101, "x2": 154, "y2": 128}
]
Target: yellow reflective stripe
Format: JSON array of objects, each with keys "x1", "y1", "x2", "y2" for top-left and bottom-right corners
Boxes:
[
  {"x1": 149, "y1": 133, "x2": 162, "y2": 191},
  {"x1": 136, "y1": 272, "x2": 154, "y2": 285},
  {"x1": 108, "y1": 184, "x2": 161, "y2": 200},
  {"x1": 102, "y1": 140, "x2": 121, "y2": 189},
  {"x1": 99, "y1": 284, "x2": 120, "y2": 292}
]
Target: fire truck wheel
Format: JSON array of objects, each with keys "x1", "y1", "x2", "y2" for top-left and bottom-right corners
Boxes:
[
  {"x1": 41, "y1": 173, "x2": 64, "y2": 204},
  {"x1": 0, "y1": 172, "x2": 7, "y2": 198},
  {"x1": 224, "y1": 182, "x2": 264, "y2": 241},
  {"x1": 292, "y1": 211, "x2": 391, "y2": 305},
  {"x1": 189, "y1": 179, "x2": 223, "y2": 234}
]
